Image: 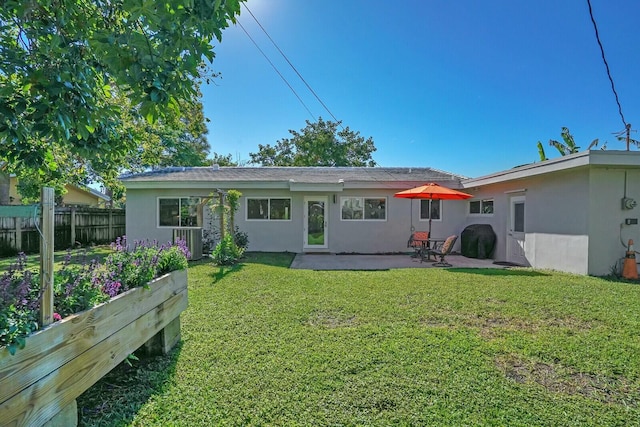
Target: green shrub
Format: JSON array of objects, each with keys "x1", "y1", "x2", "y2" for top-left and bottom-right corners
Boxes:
[
  {"x1": 211, "y1": 234, "x2": 244, "y2": 266},
  {"x1": 233, "y1": 226, "x2": 249, "y2": 250},
  {"x1": 158, "y1": 245, "x2": 189, "y2": 275}
]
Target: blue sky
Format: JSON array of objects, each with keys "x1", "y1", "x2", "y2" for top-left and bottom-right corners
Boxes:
[{"x1": 201, "y1": 0, "x2": 640, "y2": 177}]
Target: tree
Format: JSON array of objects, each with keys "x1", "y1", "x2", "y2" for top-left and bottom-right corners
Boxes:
[
  {"x1": 536, "y1": 127, "x2": 601, "y2": 161},
  {"x1": 0, "y1": 0, "x2": 242, "y2": 197},
  {"x1": 249, "y1": 117, "x2": 377, "y2": 167},
  {"x1": 209, "y1": 153, "x2": 241, "y2": 167},
  {"x1": 120, "y1": 86, "x2": 212, "y2": 173}
]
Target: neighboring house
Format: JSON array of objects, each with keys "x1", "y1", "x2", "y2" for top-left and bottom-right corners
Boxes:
[
  {"x1": 121, "y1": 150, "x2": 640, "y2": 276},
  {"x1": 7, "y1": 176, "x2": 111, "y2": 208}
]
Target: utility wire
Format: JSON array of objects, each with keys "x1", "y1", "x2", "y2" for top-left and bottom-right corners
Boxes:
[
  {"x1": 242, "y1": 2, "x2": 343, "y2": 128},
  {"x1": 586, "y1": 0, "x2": 627, "y2": 128},
  {"x1": 236, "y1": 19, "x2": 316, "y2": 120}
]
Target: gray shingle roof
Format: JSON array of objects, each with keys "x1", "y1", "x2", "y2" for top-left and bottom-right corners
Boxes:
[{"x1": 121, "y1": 166, "x2": 467, "y2": 184}]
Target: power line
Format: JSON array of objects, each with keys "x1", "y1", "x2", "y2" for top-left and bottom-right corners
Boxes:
[
  {"x1": 241, "y1": 2, "x2": 343, "y2": 128},
  {"x1": 236, "y1": 19, "x2": 316, "y2": 120},
  {"x1": 586, "y1": 0, "x2": 627, "y2": 128}
]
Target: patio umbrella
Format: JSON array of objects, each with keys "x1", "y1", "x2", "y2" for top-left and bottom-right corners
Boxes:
[{"x1": 394, "y1": 183, "x2": 473, "y2": 235}]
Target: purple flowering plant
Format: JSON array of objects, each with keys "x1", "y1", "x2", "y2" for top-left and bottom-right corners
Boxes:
[
  {"x1": 0, "y1": 253, "x2": 42, "y2": 354},
  {"x1": 1, "y1": 237, "x2": 189, "y2": 355}
]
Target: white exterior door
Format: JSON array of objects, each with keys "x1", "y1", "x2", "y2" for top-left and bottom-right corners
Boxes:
[
  {"x1": 507, "y1": 196, "x2": 529, "y2": 266},
  {"x1": 303, "y1": 197, "x2": 328, "y2": 249}
]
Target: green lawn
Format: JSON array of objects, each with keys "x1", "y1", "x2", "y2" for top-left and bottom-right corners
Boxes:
[
  {"x1": 0, "y1": 246, "x2": 113, "y2": 272},
  {"x1": 78, "y1": 253, "x2": 640, "y2": 426}
]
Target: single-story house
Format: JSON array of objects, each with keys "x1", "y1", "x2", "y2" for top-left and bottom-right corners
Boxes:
[{"x1": 122, "y1": 150, "x2": 640, "y2": 276}]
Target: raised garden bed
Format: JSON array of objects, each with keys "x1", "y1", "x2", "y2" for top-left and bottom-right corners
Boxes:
[{"x1": 0, "y1": 269, "x2": 188, "y2": 427}]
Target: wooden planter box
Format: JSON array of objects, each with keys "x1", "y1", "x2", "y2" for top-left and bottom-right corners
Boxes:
[{"x1": 0, "y1": 269, "x2": 188, "y2": 427}]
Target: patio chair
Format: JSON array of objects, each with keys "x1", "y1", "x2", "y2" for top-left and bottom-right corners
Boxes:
[
  {"x1": 425, "y1": 235, "x2": 458, "y2": 267},
  {"x1": 407, "y1": 231, "x2": 429, "y2": 258}
]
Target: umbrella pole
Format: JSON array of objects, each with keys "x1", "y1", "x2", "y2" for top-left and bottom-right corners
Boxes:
[{"x1": 410, "y1": 199, "x2": 415, "y2": 232}]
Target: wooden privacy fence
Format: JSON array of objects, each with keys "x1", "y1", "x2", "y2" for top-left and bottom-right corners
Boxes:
[{"x1": 0, "y1": 207, "x2": 125, "y2": 256}]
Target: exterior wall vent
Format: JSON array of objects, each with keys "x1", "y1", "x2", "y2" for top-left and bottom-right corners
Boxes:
[{"x1": 173, "y1": 228, "x2": 203, "y2": 260}]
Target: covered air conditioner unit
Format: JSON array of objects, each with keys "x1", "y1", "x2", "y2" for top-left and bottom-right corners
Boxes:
[{"x1": 173, "y1": 228, "x2": 203, "y2": 260}]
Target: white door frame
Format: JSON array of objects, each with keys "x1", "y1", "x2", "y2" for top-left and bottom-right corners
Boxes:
[
  {"x1": 303, "y1": 196, "x2": 328, "y2": 250},
  {"x1": 507, "y1": 195, "x2": 529, "y2": 266}
]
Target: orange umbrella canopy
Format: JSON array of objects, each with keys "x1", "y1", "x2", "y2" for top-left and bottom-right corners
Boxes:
[{"x1": 394, "y1": 183, "x2": 473, "y2": 200}]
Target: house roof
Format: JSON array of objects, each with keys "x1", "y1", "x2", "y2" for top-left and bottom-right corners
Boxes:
[
  {"x1": 121, "y1": 166, "x2": 467, "y2": 191},
  {"x1": 462, "y1": 150, "x2": 640, "y2": 188},
  {"x1": 80, "y1": 186, "x2": 111, "y2": 202},
  {"x1": 8, "y1": 173, "x2": 111, "y2": 201}
]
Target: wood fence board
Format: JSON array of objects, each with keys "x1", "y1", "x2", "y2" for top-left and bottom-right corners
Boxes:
[{"x1": 0, "y1": 208, "x2": 125, "y2": 255}]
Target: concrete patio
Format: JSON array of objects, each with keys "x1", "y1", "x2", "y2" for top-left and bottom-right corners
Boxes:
[{"x1": 290, "y1": 253, "x2": 509, "y2": 271}]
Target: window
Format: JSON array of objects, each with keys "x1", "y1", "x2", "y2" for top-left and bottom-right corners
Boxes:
[
  {"x1": 158, "y1": 197, "x2": 200, "y2": 227},
  {"x1": 341, "y1": 197, "x2": 386, "y2": 220},
  {"x1": 514, "y1": 202, "x2": 525, "y2": 232},
  {"x1": 420, "y1": 199, "x2": 441, "y2": 220},
  {"x1": 247, "y1": 198, "x2": 291, "y2": 220},
  {"x1": 469, "y1": 199, "x2": 494, "y2": 215}
]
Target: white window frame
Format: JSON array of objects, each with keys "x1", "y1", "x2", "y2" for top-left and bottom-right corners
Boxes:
[
  {"x1": 157, "y1": 197, "x2": 201, "y2": 228},
  {"x1": 340, "y1": 196, "x2": 387, "y2": 221},
  {"x1": 469, "y1": 199, "x2": 494, "y2": 216},
  {"x1": 246, "y1": 197, "x2": 292, "y2": 221},
  {"x1": 419, "y1": 199, "x2": 442, "y2": 222}
]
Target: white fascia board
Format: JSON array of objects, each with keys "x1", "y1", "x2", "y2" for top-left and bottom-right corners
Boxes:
[
  {"x1": 588, "y1": 150, "x2": 640, "y2": 167},
  {"x1": 342, "y1": 181, "x2": 434, "y2": 190},
  {"x1": 462, "y1": 151, "x2": 591, "y2": 188},
  {"x1": 288, "y1": 182, "x2": 344, "y2": 192},
  {"x1": 123, "y1": 180, "x2": 290, "y2": 190}
]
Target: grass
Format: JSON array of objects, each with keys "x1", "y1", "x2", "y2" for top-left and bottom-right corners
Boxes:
[
  {"x1": 0, "y1": 246, "x2": 113, "y2": 271},
  {"x1": 73, "y1": 253, "x2": 640, "y2": 426}
]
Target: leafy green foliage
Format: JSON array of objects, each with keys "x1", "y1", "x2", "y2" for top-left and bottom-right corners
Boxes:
[
  {"x1": 54, "y1": 257, "x2": 109, "y2": 318},
  {"x1": 249, "y1": 117, "x2": 377, "y2": 166},
  {"x1": 0, "y1": 240, "x2": 189, "y2": 353},
  {"x1": 0, "y1": 0, "x2": 242, "y2": 198},
  {"x1": 549, "y1": 127, "x2": 600, "y2": 157},
  {"x1": 537, "y1": 141, "x2": 548, "y2": 161},
  {"x1": 157, "y1": 245, "x2": 189, "y2": 276},
  {"x1": 536, "y1": 127, "x2": 603, "y2": 162},
  {"x1": 210, "y1": 234, "x2": 244, "y2": 266},
  {"x1": 233, "y1": 226, "x2": 249, "y2": 250},
  {"x1": 78, "y1": 255, "x2": 640, "y2": 425},
  {"x1": 209, "y1": 152, "x2": 241, "y2": 166},
  {"x1": 0, "y1": 254, "x2": 41, "y2": 354},
  {"x1": 121, "y1": 87, "x2": 212, "y2": 172},
  {"x1": 206, "y1": 189, "x2": 248, "y2": 261}
]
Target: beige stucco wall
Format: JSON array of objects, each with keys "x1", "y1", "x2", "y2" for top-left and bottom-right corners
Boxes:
[
  {"x1": 61, "y1": 185, "x2": 104, "y2": 207},
  {"x1": 463, "y1": 168, "x2": 591, "y2": 274},
  {"x1": 588, "y1": 167, "x2": 640, "y2": 276},
  {"x1": 125, "y1": 187, "x2": 471, "y2": 254}
]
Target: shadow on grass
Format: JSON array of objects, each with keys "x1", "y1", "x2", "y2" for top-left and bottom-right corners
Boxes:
[
  {"x1": 597, "y1": 275, "x2": 640, "y2": 285},
  {"x1": 445, "y1": 268, "x2": 551, "y2": 277},
  {"x1": 77, "y1": 342, "x2": 183, "y2": 427},
  {"x1": 210, "y1": 264, "x2": 245, "y2": 282}
]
